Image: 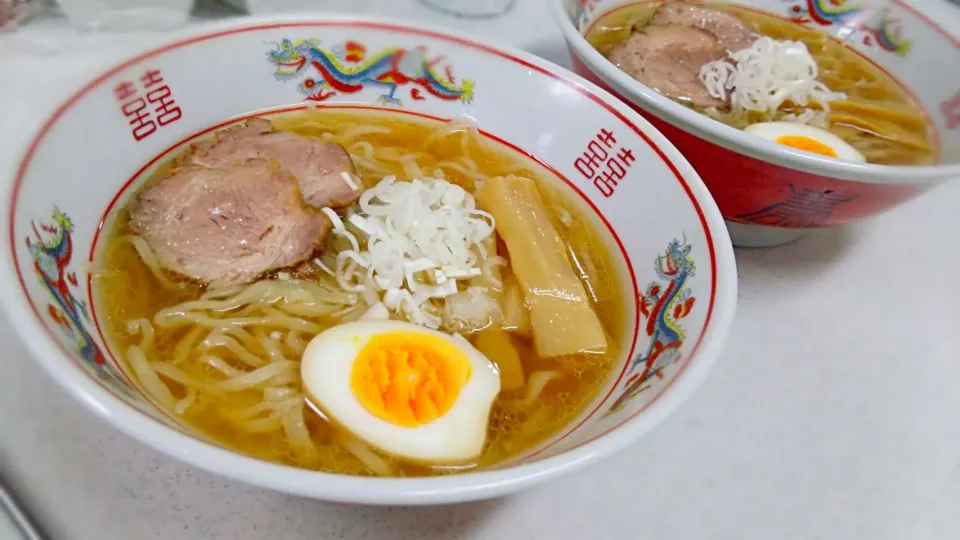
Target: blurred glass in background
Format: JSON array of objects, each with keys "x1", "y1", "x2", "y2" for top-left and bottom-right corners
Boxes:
[
  {"x1": 417, "y1": 0, "x2": 516, "y2": 18},
  {"x1": 0, "y1": 0, "x2": 42, "y2": 30},
  {"x1": 223, "y1": 0, "x2": 374, "y2": 14},
  {"x1": 3, "y1": 0, "x2": 519, "y2": 32},
  {"x1": 53, "y1": 0, "x2": 192, "y2": 29}
]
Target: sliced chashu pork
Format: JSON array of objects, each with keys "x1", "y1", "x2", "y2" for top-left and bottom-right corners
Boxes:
[
  {"x1": 609, "y1": 24, "x2": 728, "y2": 108},
  {"x1": 650, "y1": 2, "x2": 755, "y2": 51},
  {"x1": 129, "y1": 160, "x2": 331, "y2": 288},
  {"x1": 189, "y1": 118, "x2": 363, "y2": 209}
]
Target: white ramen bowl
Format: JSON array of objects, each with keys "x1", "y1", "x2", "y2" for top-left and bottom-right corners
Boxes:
[{"x1": 0, "y1": 15, "x2": 737, "y2": 504}]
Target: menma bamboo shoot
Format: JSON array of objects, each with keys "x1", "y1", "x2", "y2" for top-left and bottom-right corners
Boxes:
[
  {"x1": 473, "y1": 327, "x2": 525, "y2": 390},
  {"x1": 476, "y1": 175, "x2": 608, "y2": 358},
  {"x1": 500, "y1": 269, "x2": 531, "y2": 338}
]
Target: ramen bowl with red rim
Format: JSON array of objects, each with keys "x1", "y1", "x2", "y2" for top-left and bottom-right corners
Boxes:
[
  {"x1": 0, "y1": 15, "x2": 737, "y2": 504},
  {"x1": 553, "y1": 0, "x2": 960, "y2": 247}
]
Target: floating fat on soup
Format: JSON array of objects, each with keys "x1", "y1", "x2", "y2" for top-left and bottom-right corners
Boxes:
[
  {"x1": 586, "y1": 1, "x2": 936, "y2": 165},
  {"x1": 94, "y1": 109, "x2": 625, "y2": 477}
]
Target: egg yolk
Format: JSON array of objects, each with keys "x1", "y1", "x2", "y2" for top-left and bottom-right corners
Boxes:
[
  {"x1": 350, "y1": 332, "x2": 473, "y2": 427},
  {"x1": 774, "y1": 135, "x2": 838, "y2": 158}
]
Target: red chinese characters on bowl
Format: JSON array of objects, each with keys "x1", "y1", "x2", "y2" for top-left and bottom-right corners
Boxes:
[{"x1": 553, "y1": 0, "x2": 960, "y2": 247}]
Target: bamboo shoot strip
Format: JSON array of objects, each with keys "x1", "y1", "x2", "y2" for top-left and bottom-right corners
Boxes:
[
  {"x1": 473, "y1": 327, "x2": 526, "y2": 390},
  {"x1": 500, "y1": 269, "x2": 532, "y2": 338},
  {"x1": 476, "y1": 175, "x2": 608, "y2": 357}
]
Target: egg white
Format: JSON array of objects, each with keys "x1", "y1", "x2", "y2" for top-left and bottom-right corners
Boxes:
[
  {"x1": 745, "y1": 121, "x2": 867, "y2": 163},
  {"x1": 301, "y1": 320, "x2": 502, "y2": 465}
]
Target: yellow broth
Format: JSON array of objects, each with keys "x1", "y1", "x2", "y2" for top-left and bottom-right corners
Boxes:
[{"x1": 94, "y1": 108, "x2": 626, "y2": 476}]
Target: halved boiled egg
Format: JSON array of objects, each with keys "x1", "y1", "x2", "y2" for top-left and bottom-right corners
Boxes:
[
  {"x1": 744, "y1": 122, "x2": 867, "y2": 163},
  {"x1": 301, "y1": 320, "x2": 501, "y2": 465}
]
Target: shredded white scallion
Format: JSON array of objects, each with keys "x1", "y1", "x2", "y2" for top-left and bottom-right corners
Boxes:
[
  {"x1": 340, "y1": 171, "x2": 359, "y2": 192},
  {"x1": 328, "y1": 176, "x2": 497, "y2": 329},
  {"x1": 312, "y1": 257, "x2": 335, "y2": 276},
  {"x1": 698, "y1": 36, "x2": 846, "y2": 115}
]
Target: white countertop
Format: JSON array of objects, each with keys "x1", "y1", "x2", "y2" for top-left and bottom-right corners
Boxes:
[{"x1": 2, "y1": 1, "x2": 960, "y2": 538}]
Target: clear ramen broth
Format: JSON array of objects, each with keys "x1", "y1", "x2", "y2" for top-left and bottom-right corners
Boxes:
[
  {"x1": 586, "y1": 2, "x2": 936, "y2": 165},
  {"x1": 94, "y1": 108, "x2": 625, "y2": 476}
]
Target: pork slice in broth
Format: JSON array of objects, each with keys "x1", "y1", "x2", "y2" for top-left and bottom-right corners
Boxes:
[
  {"x1": 128, "y1": 160, "x2": 332, "y2": 288},
  {"x1": 609, "y1": 24, "x2": 728, "y2": 108},
  {"x1": 190, "y1": 119, "x2": 363, "y2": 209},
  {"x1": 649, "y1": 2, "x2": 755, "y2": 51}
]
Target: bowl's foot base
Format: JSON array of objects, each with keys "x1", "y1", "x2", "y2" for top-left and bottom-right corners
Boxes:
[{"x1": 725, "y1": 221, "x2": 813, "y2": 248}]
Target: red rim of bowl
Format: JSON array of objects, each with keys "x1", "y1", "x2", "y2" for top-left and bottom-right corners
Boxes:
[
  {"x1": 0, "y1": 14, "x2": 738, "y2": 504},
  {"x1": 551, "y1": 0, "x2": 960, "y2": 185}
]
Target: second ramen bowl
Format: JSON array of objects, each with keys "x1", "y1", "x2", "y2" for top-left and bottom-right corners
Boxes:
[{"x1": 554, "y1": 0, "x2": 960, "y2": 247}]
